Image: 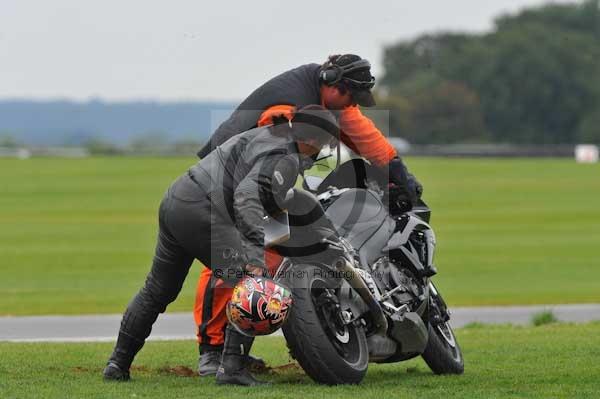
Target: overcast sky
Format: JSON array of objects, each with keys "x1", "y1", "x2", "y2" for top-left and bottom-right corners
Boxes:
[{"x1": 1, "y1": 0, "x2": 571, "y2": 102}]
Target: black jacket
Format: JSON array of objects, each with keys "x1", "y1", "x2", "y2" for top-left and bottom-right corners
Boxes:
[
  {"x1": 197, "y1": 64, "x2": 322, "y2": 158},
  {"x1": 190, "y1": 126, "x2": 311, "y2": 267}
]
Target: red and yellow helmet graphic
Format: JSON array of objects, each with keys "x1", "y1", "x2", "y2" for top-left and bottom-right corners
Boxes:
[{"x1": 226, "y1": 276, "x2": 293, "y2": 336}]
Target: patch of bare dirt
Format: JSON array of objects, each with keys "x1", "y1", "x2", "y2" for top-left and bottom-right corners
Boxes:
[
  {"x1": 268, "y1": 362, "x2": 302, "y2": 374},
  {"x1": 159, "y1": 365, "x2": 197, "y2": 377}
]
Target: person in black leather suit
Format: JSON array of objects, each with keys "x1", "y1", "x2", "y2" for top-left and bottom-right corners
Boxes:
[{"x1": 103, "y1": 105, "x2": 339, "y2": 386}]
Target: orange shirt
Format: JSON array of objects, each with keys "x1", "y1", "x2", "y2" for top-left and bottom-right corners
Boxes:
[{"x1": 257, "y1": 104, "x2": 396, "y2": 166}]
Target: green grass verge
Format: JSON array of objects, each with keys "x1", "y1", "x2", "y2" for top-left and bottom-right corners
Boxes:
[
  {"x1": 1, "y1": 323, "x2": 599, "y2": 398},
  {"x1": 1, "y1": 157, "x2": 599, "y2": 315}
]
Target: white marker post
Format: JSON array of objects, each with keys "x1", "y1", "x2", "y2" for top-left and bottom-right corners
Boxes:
[{"x1": 575, "y1": 144, "x2": 599, "y2": 164}]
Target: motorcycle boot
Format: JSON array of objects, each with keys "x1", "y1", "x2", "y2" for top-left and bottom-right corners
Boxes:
[
  {"x1": 215, "y1": 326, "x2": 270, "y2": 386},
  {"x1": 104, "y1": 329, "x2": 144, "y2": 381},
  {"x1": 199, "y1": 348, "x2": 267, "y2": 376},
  {"x1": 245, "y1": 354, "x2": 267, "y2": 373},
  {"x1": 103, "y1": 361, "x2": 131, "y2": 381}
]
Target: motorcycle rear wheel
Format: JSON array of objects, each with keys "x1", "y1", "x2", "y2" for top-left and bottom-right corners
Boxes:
[{"x1": 281, "y1": 263, "x2": 369, "y2": 385}]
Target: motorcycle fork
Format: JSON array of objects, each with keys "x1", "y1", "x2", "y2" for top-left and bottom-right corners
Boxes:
[{"x1": 428, "y1": 282, "x2": 451, "y2": 326}]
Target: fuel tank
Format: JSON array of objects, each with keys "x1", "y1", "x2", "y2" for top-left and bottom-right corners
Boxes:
[{"x1": 324, "y1": 188, "x2": 395, "y2": 267}]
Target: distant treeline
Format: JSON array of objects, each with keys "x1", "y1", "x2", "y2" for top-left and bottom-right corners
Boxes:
[
  {"x1": 0, "y1": 99, "x2": 234, "y2": 147},
  {"x1": 377, "y1": 0, "x2": 600, "y2": 144}
]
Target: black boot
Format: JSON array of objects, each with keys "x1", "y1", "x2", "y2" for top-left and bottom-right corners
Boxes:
[
  {"x1": 104, "y1": 329, "x2": 145, "y2": 381},
  {"x1": 199, "y1": 345, "x2": 267, "y2": 376},
  {"x1": 215, "y1": 326, "x2": 270, "y2": 386},
  {"x1": 245, "y1": 354, "x2": 267, "y2": 373},
  {"x1": 103, "y1": 362, "x2": 131, "y2": 381}
]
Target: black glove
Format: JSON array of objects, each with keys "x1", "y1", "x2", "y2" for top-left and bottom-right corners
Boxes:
[
  {"x1": 387, "y1": 184, "x2": 413, "y2": 213},
  {"x1": 388, "y1": 157, "x2": 422, "y2": 208},
  {"x1": 407, "y1": 173, "x2": 423, "y2": 199}
]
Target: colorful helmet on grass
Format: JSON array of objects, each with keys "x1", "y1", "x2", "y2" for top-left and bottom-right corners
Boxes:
[{"x1": 226, "y1": 276, "x2": 293, "y2": 336}]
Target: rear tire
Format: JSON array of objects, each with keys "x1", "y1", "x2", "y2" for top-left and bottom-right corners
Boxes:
[
  {"x1": 281, "y1": 264, "x2": 369, "y2": 385},
  {"x1": 422, "y1": 322, "x2": 464, "y2": 374}
]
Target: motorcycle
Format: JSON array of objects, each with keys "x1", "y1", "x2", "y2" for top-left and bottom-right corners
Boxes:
[{"x1": 268, "y1": 158, "x2": 464, "y2": 385}]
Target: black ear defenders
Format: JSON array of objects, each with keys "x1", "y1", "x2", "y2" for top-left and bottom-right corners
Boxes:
[{"x1": 319, "y1": 57, "x2": 373, "y2": 86}]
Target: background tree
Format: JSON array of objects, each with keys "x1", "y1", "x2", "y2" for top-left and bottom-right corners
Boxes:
[{"x1": 379, "y1": 0, "x2": 600, "y2": 145}]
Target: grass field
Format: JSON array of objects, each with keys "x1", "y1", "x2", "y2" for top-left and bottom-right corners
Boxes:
[
  {"x1": 1, "y1": 323, "x2": 599, "y2": 398},
  {"x1": 1, "y1": 157, "x2": 599, "y2": 315}
]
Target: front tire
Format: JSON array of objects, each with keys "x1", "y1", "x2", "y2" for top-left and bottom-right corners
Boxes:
[
  {"x1": 421, "y1": 321, "x2": 464, "y2": 374},
  {"x1": 281, "y1": 263, "x2": 369, "y2": 385}
]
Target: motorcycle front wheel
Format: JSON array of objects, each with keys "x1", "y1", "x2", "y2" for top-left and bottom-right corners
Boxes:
[
  {"x1": 422, "y1": 316, "x2": 464, "y2": 374},
  {"x1": 281, "y1": 263, "x2": 369, "y2": 385}
]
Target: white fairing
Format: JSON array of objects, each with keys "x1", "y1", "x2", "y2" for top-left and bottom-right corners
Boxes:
[{"x1": 384, "y1": 215, "x2": 436, "y2": 268}]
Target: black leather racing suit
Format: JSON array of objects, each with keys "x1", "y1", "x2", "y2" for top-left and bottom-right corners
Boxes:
[{"x1": 108, "y1": 126, "x2": 311, "y2": 370}]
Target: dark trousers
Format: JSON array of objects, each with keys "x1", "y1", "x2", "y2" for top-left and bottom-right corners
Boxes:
[{"x1": 108, "y1": 174, "x2": 244, "y2": 369}]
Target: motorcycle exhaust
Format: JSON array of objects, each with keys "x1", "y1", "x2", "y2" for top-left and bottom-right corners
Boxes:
[{"x1": 333, "y1": 257, "x2": 388, "y2": 335}]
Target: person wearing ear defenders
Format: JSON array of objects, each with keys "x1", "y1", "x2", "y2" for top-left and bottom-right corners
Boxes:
[{"x1": 194, "y1": 54, "x2": 422, "y2": 377}]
